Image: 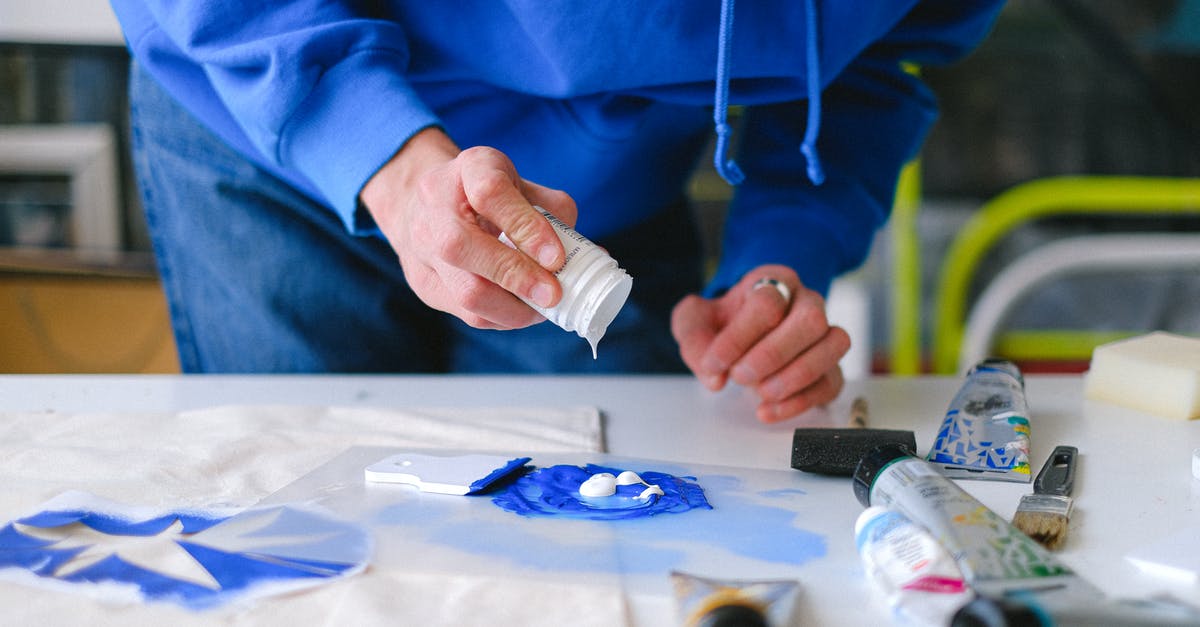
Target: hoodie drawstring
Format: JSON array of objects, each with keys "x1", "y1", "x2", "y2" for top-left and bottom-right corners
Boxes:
[
  {"x1": 799, "y1": 0, "x2": 825, "y2": 184},
  {"x1": 712, "y1": 0, "x2": 826, "y2": 186},
  {"x1": 712, "y1": 0, "x2": 744, "y2": 185}
]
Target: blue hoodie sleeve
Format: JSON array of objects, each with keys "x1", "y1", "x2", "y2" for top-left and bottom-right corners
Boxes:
[
  {"x1": 113, "y1": 0, "x2": 440, "y2": 233},
  {"x1": 706, "y1": 0, "x2": 1003, "y2": 298}
]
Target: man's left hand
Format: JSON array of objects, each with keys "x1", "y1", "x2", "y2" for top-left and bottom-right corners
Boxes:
[{"x1": 671, "y1": 264, "x2": 851, "y2": 422}]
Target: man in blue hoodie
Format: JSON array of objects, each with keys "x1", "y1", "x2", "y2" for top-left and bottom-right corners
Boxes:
[{"x1": 111, "y1": 1, "x2": 1002, "y2": 422}]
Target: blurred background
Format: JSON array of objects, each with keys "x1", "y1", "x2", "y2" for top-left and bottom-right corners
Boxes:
[{"x1": 2, "y1": 0, "x2": 1198, "y2": 375}]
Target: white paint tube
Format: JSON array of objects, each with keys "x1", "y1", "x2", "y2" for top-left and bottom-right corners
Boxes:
[
  {"x1": 854, "y1": 505, "x2": 974, "y2": 626},
  {"x1": 499, "y1": 207, "x2": 632, "y2": 358},
  {"x1": 854, "y1": 444, "x2": 1200, "y2": 626}
]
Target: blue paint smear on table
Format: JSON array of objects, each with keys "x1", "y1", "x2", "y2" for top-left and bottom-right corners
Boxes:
[
  {"x1": 427, "y1": 520, "x2": 687, "y2": 573},
  {"x1": 759, "y1": 488, "x2": 809, "y2": 499},
  {"x1": 659, "y1": 482, "x2": 826, "y2": 565},
  {"x1": 377, "y1": 465, "x2": 827, "y2": 574}
]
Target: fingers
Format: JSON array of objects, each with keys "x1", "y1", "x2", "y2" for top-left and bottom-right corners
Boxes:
[
  {"x1": 682, "y1": 264, "x2": 852, "y2": 423},
  {"x1": 440, "y1": 266, "x2": 548, "y2": 329},
  {"x1": 459, "y1": 147, "x2": 565, "y2": 272},
  {"x1": 748, "y1": 321, "x2": 849, "y2": 423},
  {"x1": 522, "y1": 178, "x2": 578, "y2": 228},
  {"x1": 442, "y1": 147, "x2": 571, "y2": 313},
  {"x1": 756, "y1": 324, "x2": 851, "y2": 402},
  {"x1": 702, "y1": 277, "x2": 794, "y2": 382},
  {"x1": 756, "y1": 363, "x2": 846, "y2": 423},
  {"x1": 671, "y1": 295, "x2": 727, "y2": 390},
  {"x1": 730, "y1": 288, "x2": 827, "y2": 386},
  {"x1": 438, "y1": 225, "x2": 561, "y2": 310},
  {"x1": 362, "y1": 134, "x2": 578, "y2": 330},
  {"x1": 399, "y1": 258, "x2": 545, "y2": 330},
  {"x1": 732, "y1": 304, "x2": 850, "y2": 423}
]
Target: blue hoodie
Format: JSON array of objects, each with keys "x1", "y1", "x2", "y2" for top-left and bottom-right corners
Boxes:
[{"x1": 110, "y1": 1, "x2": 1002, "y2": 297}]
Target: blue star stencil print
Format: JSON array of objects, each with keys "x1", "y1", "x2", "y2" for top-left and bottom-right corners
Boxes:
[{"x1": 0, "y1": 492, "x2": 370, "y2": 610}]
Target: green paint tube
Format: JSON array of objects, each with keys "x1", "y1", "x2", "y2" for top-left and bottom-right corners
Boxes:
[
  {"x1": 854, "y1": 444, "x2": 1200, "y2": 626},
  {"x1": 854, "y1": 444, "x2": 1089, "y2": 599}
]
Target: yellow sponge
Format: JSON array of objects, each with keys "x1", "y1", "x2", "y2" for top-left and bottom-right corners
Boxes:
[{"x1": 1084, "y1": 332, "x2": 1200, "y2": 420}]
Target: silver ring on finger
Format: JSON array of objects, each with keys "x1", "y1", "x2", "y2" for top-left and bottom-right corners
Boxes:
[{"x1": 752, "y1": 277, "x2": 791, "y2": 306}]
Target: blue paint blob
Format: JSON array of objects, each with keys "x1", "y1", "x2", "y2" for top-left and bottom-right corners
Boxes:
[{"x1": 491, "y1": 464, "x2": 711, "y2": 520}]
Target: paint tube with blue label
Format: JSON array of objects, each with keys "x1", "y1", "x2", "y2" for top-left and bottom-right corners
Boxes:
[{"x1": 927, "y1": 358, "x2": 1031, "y2": 482}]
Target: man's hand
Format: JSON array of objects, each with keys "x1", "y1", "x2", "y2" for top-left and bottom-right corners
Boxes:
[
  {"x1": 359, "y1": 128, "x2": 577, "y2": 329},
  {"x1": 671, "y1": 264, "x2": 851, "y2": 422}
]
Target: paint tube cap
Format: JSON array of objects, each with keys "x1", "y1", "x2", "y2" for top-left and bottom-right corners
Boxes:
[
  {"x1": 695, "y1": 603, "x2": 769, "y2": 627},
  {"x1": 852, "y1": 442, "x2": 918, "y2": 508},
  {"x1": 951, "y1": 596, "x2": 1043, "y2": 627},
  {"x1": 968, "y1": 358, "x2": 1025, "y2": 388},
  {"x1": 506, "y1": 206, "x2": 632, "y2": 357},
  {"x1": 1192, "y1": 448, "x2": 1200, "y2": 481}
]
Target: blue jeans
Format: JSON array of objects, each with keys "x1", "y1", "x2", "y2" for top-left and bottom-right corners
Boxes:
[{"x1": 128, "y1": 62, "x2": 701, "y2": 374}]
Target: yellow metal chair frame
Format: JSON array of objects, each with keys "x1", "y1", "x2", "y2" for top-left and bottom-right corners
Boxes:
[
  {"x1": 930, "y1": 175, "x2": 1200, "y2": 374},
  {"x1": 888, "y1": 160, "x2": 923, "y2": 375}
]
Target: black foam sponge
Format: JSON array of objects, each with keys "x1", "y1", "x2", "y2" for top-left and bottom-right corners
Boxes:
[{"x1": 791, "y1": 428, "x2": 917, "y2": 476}]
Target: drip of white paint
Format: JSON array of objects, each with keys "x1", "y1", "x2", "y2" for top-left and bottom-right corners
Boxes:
[
  {"x1": 637, "y1": 484, "x2": 665, "y2": 500},
  {"x1": 615, "y1": 471, "x2": 643, "y2": 486},
  {"x1": 615, "y1": 470, "x2": 663, "y2": 500}
]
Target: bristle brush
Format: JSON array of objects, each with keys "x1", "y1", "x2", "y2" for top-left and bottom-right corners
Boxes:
[{"x1": 1012, "y1": 445, "x2": 1078, "y2": 550}]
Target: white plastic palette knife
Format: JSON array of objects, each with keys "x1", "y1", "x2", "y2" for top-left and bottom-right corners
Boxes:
[{"x1": 364, "y1": 452, "x2": 531, "y2": 495}]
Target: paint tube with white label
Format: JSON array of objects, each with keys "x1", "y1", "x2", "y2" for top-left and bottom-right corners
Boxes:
[
  {"x1": 854, "y1": 505, "x2": 974, "y2": 626},
  {"x1": 927, "y1": 359, "x2": 1031, "y2": 482},
  {"x1": 854, "y1": 445, "x2": 1200, "y2": 626},
  {"x1": 854, "y1": 444, "x2": 1095, "y2": 601},
  {"x1": 669, "y1": 570, "x2": 799, "y2": 627}
]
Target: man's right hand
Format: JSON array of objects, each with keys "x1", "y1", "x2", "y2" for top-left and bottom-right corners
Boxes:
[{"x1": 359, "y1": 127, "x2": 578, "y2": 329}]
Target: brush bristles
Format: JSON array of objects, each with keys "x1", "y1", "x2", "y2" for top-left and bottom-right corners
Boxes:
[{"x1": 1012, "y1": 510, "x2": 1069, "y2": 550}]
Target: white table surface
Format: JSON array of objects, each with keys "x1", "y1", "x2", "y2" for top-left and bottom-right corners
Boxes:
[{"x1": 1, "y1": 373, "x2": 1197, "y2": 624}]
